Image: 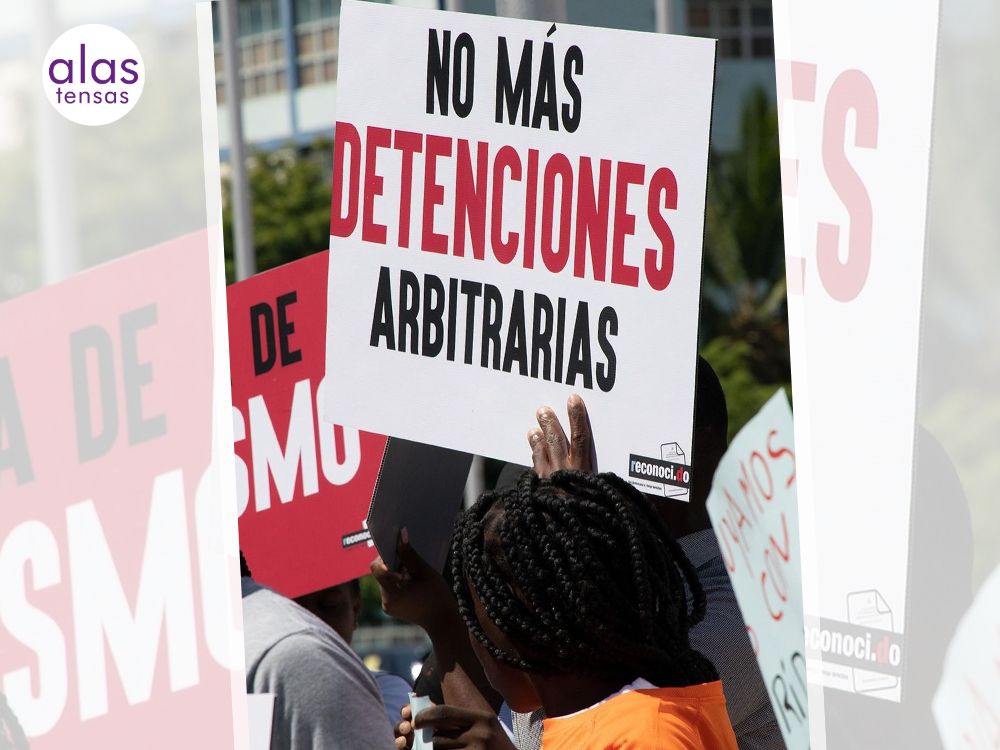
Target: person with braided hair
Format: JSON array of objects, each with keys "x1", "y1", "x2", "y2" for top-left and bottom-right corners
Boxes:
[
  {"x1": 373, "y1": 361, "x2": 773, "y2": 748},
  {"x1": 508, "y1": 362, "x2": 782, "y2": 750},
  {"x1": 424, "y1": 468, "x2": 737, "y2": 750}
]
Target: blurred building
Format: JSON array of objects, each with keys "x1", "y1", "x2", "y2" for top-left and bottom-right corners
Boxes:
[{"x1": 216, "y1": 0, "x2": 776, "y2": 153}]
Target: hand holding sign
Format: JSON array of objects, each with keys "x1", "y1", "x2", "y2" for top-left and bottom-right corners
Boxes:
[
  {"x1": 395, "y1": 703, "x2": 415, "y2": 750},
  {"x1": 527, "y1": 394, "x2": 595, "y2": 476},
  {"x1": 370, "y1": 530, "x2": 458, "y2": 637},
  {"x1": 411, "y1": 704, "x2": 515, "y2": 750}
]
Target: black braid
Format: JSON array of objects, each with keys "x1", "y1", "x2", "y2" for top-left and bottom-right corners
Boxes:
[{"x1": 450, "y1": 470, "x2": 718, "y2": 688}]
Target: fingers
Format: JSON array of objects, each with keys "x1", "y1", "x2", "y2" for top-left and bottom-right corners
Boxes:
[
  {"x1": 528, "y1": 427, "x2": 550, "y2": 476},
  {"x1": 394, "y1": 705, "x2": 413, "y2": 748},
  {"x1": 536, "y1": 406, "x2": 569, "y2": 469},
  {"x1": 413, "y1": 704, "x2": 489, "y2": 730},
  {"x1": 430, "y1": 738, "x2": 464, "y2": 749},
  {"x1": 531, "y1": 399, "x2": 594, "y2": 477},
  {"x1": 566, "y1": 394, "x2": 593, "y2": 473},
  {"x1": 371, "y1": 555, "x2": 406, "y2": 593},
  {"x1": 396, "y1": 527, "x2": 434, "y2": 578},
  {"x1": 370, "y1": 556, "x2": 396, "y2": 585}
]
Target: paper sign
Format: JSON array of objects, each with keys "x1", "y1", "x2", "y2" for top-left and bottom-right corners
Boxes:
[
  {"x1": 408, "y1": 693, "x2": 434, "y2": 750},
  {"x1": 706, "y1": 390, "x2": 808, "y2": 750},
  {"x1": 933, "y1": 565, "x2": 1000, "y2": 749},
  {"x1": 0, "y1": 234, "x2": 241, "y2": 748},
  {"x1": 246, "y1": 694, "x2": 276, "y2": 750},
  {"x1": 366, "y1": 437, "x2": 472, "y2": 573},
  {"x1": 322, "y1": 0, "x2": 716, "y2": 498},
  {"x1": 774, "y1": 0, "x2": 940, "y2": 703},
  {"x1": 228, "y1": 251, "x2": 388, "y2": 598}
]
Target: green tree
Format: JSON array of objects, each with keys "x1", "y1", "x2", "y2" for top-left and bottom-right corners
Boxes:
[
  {"x1": 699, "y1": 88, "x2": 790, "y2": 438},
  {"x1": 222, "y1": 138, "x2": 333, "y2": 283}
]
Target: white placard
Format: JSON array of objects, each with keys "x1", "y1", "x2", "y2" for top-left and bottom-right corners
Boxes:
[
  {"x1": 706, "y1": 390, "x2": 808, "y2": 749},
  {"x1": 774, "y1": 0, "x2": 940, "y2": 704},
  {"x1": 322, "y1": 0, "x2": 715, "y2": 496}
]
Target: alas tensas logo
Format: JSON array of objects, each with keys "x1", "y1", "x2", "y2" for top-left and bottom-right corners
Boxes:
[{"x1": 42, "y1": 24, "x2": 145, "y2": 126}]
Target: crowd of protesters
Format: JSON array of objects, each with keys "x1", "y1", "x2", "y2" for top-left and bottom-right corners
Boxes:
[{"x1": 241, "y1": 358, "x2": 783, "y2": 749}]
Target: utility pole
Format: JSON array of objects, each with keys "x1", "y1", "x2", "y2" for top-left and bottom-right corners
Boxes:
[
  {"x1": 220, "y1": 0, "x2": 256, "y2": 281},
  {"x1": 495, "y1": 0, "x2": 567, "y2": 22},
  {"x1": 33, "y1": 0, "x2": 78, "y2": 286},
  {"x1": 655, "y1": 0, "x2": 679, "y2": 34}
]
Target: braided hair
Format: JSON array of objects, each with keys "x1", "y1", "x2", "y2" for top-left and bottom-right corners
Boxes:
[{"x1": 451, "y1": 470, "x2": 717, "y2": 688}]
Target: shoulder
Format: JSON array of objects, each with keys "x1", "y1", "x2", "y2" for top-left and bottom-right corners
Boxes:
[
  {"x1": 243, "y1": 583, "x2": 348, "y2": 662},
  {"x1": 374, "y1": 670, "x2": 412, "y2": 697},
  {"x1": 243, "y1": 585, "x2": 375, "y2": 694},
  {"x1": 255, "y1": 630, "x2": 371, "y2": 689}
]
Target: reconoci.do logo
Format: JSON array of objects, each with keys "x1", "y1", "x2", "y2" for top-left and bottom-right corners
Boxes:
[{"x1": 42, "y1": 24, "x2": 144, "y2": 126}]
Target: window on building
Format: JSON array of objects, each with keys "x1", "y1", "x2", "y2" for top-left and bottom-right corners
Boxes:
[
  {"x1": 294, "y1": 0, "x2": 341, "y2": 89},
  {"x1": 687, "y1": 0, "x2": 774, "y2": 60},
  {"x1": 214, "y1": 0, "x2": 289, "y2": 103}
]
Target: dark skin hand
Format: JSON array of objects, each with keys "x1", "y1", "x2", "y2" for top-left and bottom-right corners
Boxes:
[
  {"x1": 395, "y1": 702, "x2": 512, "y2": 750},
  {"x1": 394, "y1": 704, "x2": 413, "y2": 750},
  {"x1": 528, "y1": 394, "x2": 595, "y2": 476},
  {"x1": 370, "y1": 528, "x2": 457, "y2": 635},
  {"x1": 530, "y1": 394, "x2": 711, "y2": 537}
]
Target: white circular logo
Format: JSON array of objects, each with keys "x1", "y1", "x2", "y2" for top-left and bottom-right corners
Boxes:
[{"x1": 42, "y1": 24, "x2": 145, "y2": 127}]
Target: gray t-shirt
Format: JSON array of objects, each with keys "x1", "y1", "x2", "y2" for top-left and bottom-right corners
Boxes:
[{"x1": 242, "y1": 579, "x2": 394, "y2": 750}]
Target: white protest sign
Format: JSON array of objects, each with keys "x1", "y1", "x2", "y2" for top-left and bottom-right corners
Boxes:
[
  {"x1": 933, "y1": 566, "x2": 1000, "y2": 749},
  {"x1": 246, "y1": 693, "x2": 276, "y2": 750},
  {"x1": 774, "y1": 0, "x2": 939, "y2": 704},
  {"x1": 706, "y1": 390, "x2": 808, "y2": 749},
  {"x1": 322, "y1": 0, "x2": 715, "y2": 497}
]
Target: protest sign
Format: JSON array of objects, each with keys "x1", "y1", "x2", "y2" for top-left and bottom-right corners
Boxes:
[
  {"x1": 228, "y1": 251, "x2": 388, "y2": 598},
  {"x1": 706, "y1": 390, "x2": 808, "y2": 750},
  {"x1": 773, "y1": 0, "x2": 940, "y2": 704},
  {"x1": 366, "y1": 437, "x2": 472, "y2": 574},
  {"x1": 321, "y1": 0, "x2": 716, "y2": 498},
  {"x1": 0, "y1": 233, "x2": 244, "y2": 749},
  {"x1": 933, "y1": 565, "x2": 1000, "y2": 750}
]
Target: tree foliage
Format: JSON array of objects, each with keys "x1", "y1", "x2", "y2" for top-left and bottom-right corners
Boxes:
[
  {"x1": 223, "y1": 138, "x2": 333, "y2": 283},
  {"x1": 699, "y1": 88, "x2": 790, "y2": 438}
]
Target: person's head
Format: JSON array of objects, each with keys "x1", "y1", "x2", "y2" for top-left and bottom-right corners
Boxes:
[
  {"x1": 450, "y1": 470, "x2": 717, "y2": 712},
  {"x1": 296, "y1": 579, "x2": 362, "y2": 644},
  {"x1": 690, "y1": 356, "x2": 729, "y2": 508},
  {"x1": 655, "y1": 357, "x2": 729, "y2": 536}
]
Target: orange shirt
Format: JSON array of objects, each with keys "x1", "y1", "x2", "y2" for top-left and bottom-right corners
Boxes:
[{"x1": 540, "y1": 681, "x2": 739, "y2": 750}]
